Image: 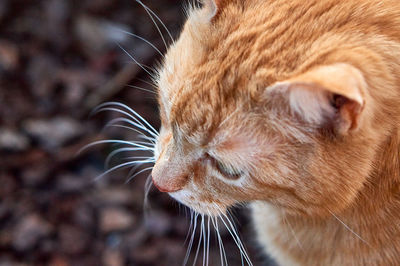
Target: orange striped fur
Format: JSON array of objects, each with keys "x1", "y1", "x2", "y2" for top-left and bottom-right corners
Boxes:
[{"x1": 152, "y1": 0, "x2": 400, "y2": 264}]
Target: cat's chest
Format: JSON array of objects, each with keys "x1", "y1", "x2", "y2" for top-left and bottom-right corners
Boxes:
[
  {"x1": 251, "y1": 202, "x2": 358, "y2": 266},
  {"x1": 251, "y1": 202, "x2": 304, "y2": 265}
]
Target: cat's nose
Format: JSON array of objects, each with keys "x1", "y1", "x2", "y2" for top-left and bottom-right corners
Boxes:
[
  {"x1": 151, "y1": 142, "x2": 189, "y2": 193},
  {"x1": 151, "y1": 173, "x2": 187, "y2": 193},
  {"x1": 151, "y1": 175, "x2": 180, "y2": 193}
]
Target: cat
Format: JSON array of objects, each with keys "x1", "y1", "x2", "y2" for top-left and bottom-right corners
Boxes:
[{"x1": 149, "y1": 0, "x2": 400, "y2": 265}]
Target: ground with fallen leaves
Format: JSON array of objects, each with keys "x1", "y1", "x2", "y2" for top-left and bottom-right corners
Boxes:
[{"x1": 0, "y1": 1, "x2": 275, "y2": 265}]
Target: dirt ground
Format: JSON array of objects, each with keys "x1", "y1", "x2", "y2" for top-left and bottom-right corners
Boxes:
[{"x1": 0, "y1": 1, "x2": 275, "y2": 265}]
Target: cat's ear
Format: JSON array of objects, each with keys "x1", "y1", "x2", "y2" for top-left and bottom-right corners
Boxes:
[
  {"x1": 203, "y1": 0, "x2": 227, "y2": 19},
  {"x1": 269, "y1": 64, "x2": 367, "y2": 135}
]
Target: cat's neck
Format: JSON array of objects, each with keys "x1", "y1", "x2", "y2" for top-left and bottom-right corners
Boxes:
[
  {"x1": 267, "y1": 127, "x2": 400, "y2": 265},
  {"x1": 357, "y1": 125, "x2": 400, "y2": 210}
]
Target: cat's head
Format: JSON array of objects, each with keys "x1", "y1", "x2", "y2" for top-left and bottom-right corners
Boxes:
[{"x1": 151, "y1": 0, "x2": 378, "y2": 217}]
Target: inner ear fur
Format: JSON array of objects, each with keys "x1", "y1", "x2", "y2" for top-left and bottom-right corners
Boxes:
[
  {"x1": 274, "y1": 63, "x2": 368, "y2": 135},
  {"x1": 202, "y1": 0, "x2": 231, "y2": 20}
]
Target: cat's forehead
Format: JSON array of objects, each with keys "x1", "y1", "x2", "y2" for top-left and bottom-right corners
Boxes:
[
  {"x1": 157, "y1": 0, "x2": 324, "y2": 142},
  {"x1": 170, "y1": 78, "x2": 239, "y2": 145},
  {"x1": 158, "y1": 47, "x2": 249, "y2": 145}
]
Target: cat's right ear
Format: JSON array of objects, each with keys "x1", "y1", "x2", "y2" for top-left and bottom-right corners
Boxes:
[{"x1": 267, "y1": 64, "x2": 369, "y2": 136}]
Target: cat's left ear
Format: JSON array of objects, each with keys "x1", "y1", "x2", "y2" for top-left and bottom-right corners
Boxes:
[
  {"x1": 203, "y1": 0, "x2": 227, "y2": 19},
  {"x1": 269, "y1": 63, "x2": 368, "y2": 135}
]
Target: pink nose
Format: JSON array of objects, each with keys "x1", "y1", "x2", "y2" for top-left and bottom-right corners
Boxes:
[{"x1": 151, "y1": 175, "x2": 183, "y2": 193}]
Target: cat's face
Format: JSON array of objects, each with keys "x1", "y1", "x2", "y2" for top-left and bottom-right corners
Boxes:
[{"x1": 152, "y1": 0, "x2": 376, "y2": 217}]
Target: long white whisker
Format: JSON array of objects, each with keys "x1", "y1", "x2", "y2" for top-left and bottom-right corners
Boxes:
[
  {"x1": 193, "y1": 214, "x2": 203, "y2": 266},
  {"x1": 220, "y1": 214, "x2": 252, "y2": 266},
  {"x1": 97, "y1": 102, "x2": 159, "y2": 136},
  {"x1": 105, "y1": 124, "x2": 155, "y2": 142},
  {"x1": 96, "y1": 107, "x2": 158, "y2": 138},
  {"x1": 206, "y1": 216, "x2": 210, "y2": 266},
  {"x1": 123, "y1": 156, "x2": 153, "y2": 160},
  {"x1": 123, "y1": 159, "x2": 155, "y2": 164},
  {"x1": 126, "y1": 164, "x2": 141, "y2": 180},
  {"x1": 184, "y1": 210, "x2": 194, "y2": 246},
  {"x1": 126, "y1": 84, "x2": 157, "y2": 94},
  {"x1": 105, "y1": 117, "x2": 158, "y2": 139},
  {"x1": 82, "y1": 139, "x2": 153, "y2": 151},
  {"x1": 226, "y1": 210, "x2": 245, "y2": 265},
  {"x1": 212, "y1": 217, "x2": 228, "y2": 266},
  {"x1": 116, "y1": 42, "x2": 156, "y2": 78},
  {"x1": 114, "y1": 28, "x2": 164, "y2": 56},
  {"x1": 210, "y1": 217, "x2": 222, "y2": 266},
  {"x1": 137, "y1": 134, "x2": 157, "y2": 144},
  {"x1": 135, "y1": 0, "x2": 168, "y2": 49},
  {"x1": 329, "y1": 210, "x2": 370, "y2": 246},
  {"x1": 136, "y1": 0, "x2": 174, "y2": 42},
  {"x1": 202, "y1": 215, "x2": 206, "y2": 266},
  {"x1": 184, "y1": 213, "x2": 199, "y2": 266},
  {"x1": 211, "y1": 218, "x2": 221, "y2": 266},
  {"x1": 127, "y1": 140, "x2": 155, "y2": 147},
  {"x1": 125, "y1": 166, "x2": 153, "y2": 184},
  {"x1": 123, "y1": 156, "x2": 155, "y2": 161},
  {"x1": 218, "y1": 105, "x2": 242, "y2": 129},
  {"x1": 93, "y1": 161, "x2": 140, "y2": 182},
  {"x1": 223, "y1": 213, "x2": 252, "y2": 266},
  {"x1": 137, "y1": 77, "x2": 158, "y2": 89},
  {"x1": 282, "y1": 212, "x2": 304, "y2": 251},
  {"x1": 143, "y1": 173, "x2": 153, "y2": 218},
  {"x1": 79, "y1": 140, "x2": 153, "y2": 156},
  {"x1": 105, "y1": 147, "x2": 152, "y2": 168}
]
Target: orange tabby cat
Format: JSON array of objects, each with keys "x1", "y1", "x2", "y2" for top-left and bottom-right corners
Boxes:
[{"x1": 151, "y1": 0, "x2": 400, "y2": 265}]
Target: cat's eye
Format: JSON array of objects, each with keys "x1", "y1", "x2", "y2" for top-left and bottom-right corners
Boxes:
[{"x1": 213, "y1": 158, "x2": 243, "y2": 180}]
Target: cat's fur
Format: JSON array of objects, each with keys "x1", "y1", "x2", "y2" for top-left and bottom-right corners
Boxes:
[{"x1": 151, "y1": 0, "x2": 400, "y2": 265}]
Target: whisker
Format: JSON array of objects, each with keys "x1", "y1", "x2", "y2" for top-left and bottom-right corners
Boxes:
[
  {"x1": 126, "y1": 164, "x2": 142, "y2": 180},
  {"x1": 82, "y1": 139, "x2": 153, "y2": 151},
  {"x1": 114, "y1": 27, "x2": 164, "y2": 56},
  {"x1": 226, "y1": 209, "x2": 240, "y2": 231},
  {"x1": 96, "y1": 102, "x2": 159, "y2": 136},
  {"x1": 123, "y1": 159, "x2": 155, "y2": 164},
  {"x1": 212, "y1": 217, "x2": 227, "y2": 266},
  {"x1": 220, "y1": 214, "x2": 252, "y2": 266},
  {"x1": 206, "y1": 216, "x2": 210, "y2": 266},
  {"x1": 224, "y1": 213, "x2": 252, "y2": 266},
  {"x1": 184, "y1": 213, "x2": 199, "y2": 266},
  {"x1": 93, "y1": 161, "x2": 140, "y2": 182},
  {"x1": 137, "y1": 77, "x2": 158, "y2": 89},
  {"x1": 137, "y1": 0, "x2": 174, "y2": 42},
  {"x1": 105, "y1": 147, "x2": 152, "y2": 168},
  {"x1": 282, "y1": 212, "x2": 304, "y2": 251},
  {"x1": 136, "y1": 0, "x2": 174, "y2": 48},
  {"x1": 329, "y1": 210, "x2": 370, "y2": 246},
  {"x1": 202, "y1": 215, "x2": 206, "y2": 266},
  {"x1": 127, "y1": 140, "x2": 155, "y2": 147},
  {"x1": 193, "y1": 214, "x2": 204, "y2": 266},
  {"x1": 138, "y1": 134, "x2": 157, "y2": 144},
  {"x1": 95, "y1": 107, "x2": 158, "y2": 138},
  {"x1": 79, "y1": 140, "x2": 153, "y2": 156},
  {"x1": 127, "y1": 84, "x2": 157, "y2": 94},
  {"x1": 218, "y1": 104, "x2": 242, "y2": 129},
  {"x1": 184, "y1": 210, "x2": 195, "y2": 246},
  {"x1": 116, "y1": 42, "x2": 156, "y2": 78},
  {"x1": 123, "y1": 156, "x2": 156, "y2": 162},
  {"x1": 125, "y1": 166, "x2": 154, "y2": 184},
  {"x1": 143, "y1": 173, "x2": 153, "y2": 221},
  {"x1": 105, "y1": 117, "x2": 158, "y2": 139},
  {"x1": 105, "y1": 124, "x2": 151, "y2": 141}
]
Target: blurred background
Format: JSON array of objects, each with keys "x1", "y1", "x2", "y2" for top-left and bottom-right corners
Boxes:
[{"x1": 0, "y1": 0, "x2": 274, "y2": 265}]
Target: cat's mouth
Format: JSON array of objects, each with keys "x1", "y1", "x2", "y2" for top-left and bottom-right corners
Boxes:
[{"x1": 169, "y1": 189, "x2": 228, "y2": 217}]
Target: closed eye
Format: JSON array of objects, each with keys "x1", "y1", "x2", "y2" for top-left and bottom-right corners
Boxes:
[{"x1": 207, "y1": 154, "x2": 243, "y2": 180}]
